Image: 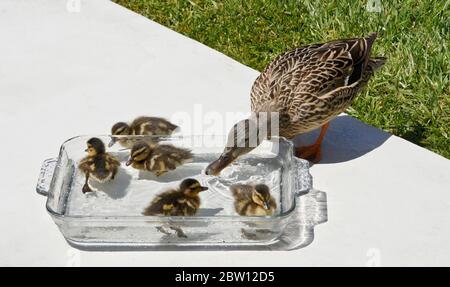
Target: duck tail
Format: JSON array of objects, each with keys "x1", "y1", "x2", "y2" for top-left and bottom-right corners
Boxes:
[
  {"x1": 365, "y1": 32, "x2": 378, "y2": 50},
  {"x1": 368, "y1": 56, "x2": 387, "y2": 71},
  {"x1": 363, "y1": 32, "x2": 378, "y2": 65}
]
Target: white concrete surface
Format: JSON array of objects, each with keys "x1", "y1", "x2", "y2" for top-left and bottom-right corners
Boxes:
[{"x1": 0, "y1": 0, "x2": 449, "y2": 266}]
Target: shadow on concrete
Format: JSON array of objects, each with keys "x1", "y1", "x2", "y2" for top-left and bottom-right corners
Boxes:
[{"x1": 293, "y1": 115, "x2": 391, "y2": 164}]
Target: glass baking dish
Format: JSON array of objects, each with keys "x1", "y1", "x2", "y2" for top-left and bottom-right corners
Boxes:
[{"x1": 36, "y1": 135, "x2": 327, "y2": 250}]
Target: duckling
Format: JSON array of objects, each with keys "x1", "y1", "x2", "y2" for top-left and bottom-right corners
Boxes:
[
  {"x1": 142, "y1": 178, "x2": 208, "y2": 237},
  {"x1": 143, "y1": 178, "x2": 208, "y2": 216},
  {"x1": 78, "y1": 138, "x2": 120, "y2": 194},
  {"x1": 230, "y1": 184, "x2": 276, "y2": 216},
  {"x1": 109, "y1": 116, "x2": 178, "y2": 148},
  {"x1": 126, "y1": 141, "x2": 193, "y2": 176}
]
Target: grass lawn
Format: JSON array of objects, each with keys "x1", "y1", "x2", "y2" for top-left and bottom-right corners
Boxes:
[{"x1": 113, "y1": 0, "x2": 449, "y2": 158}]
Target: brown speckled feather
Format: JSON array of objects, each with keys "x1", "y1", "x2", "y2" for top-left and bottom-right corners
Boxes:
[
  {"x1": 230, "y1": 184, "x2": 276, "y2": 216},
  {"x1": 132, "y1": 144, "x2": 193, "y2": 176},
  {"x1": 143, "y1": 189, "x2": 200, "y2": 216},
  {"x1": 250, "y1": 33, "x2": 385, "y2": 138},
  {"x1": 78, "y1": 153, "x2": 120, "y2": 182},
  {"x1": 130, "y1": 117, "x2": 178, "y2": 136}
]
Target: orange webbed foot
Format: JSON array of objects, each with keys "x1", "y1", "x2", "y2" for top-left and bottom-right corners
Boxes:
[
  {"x1": 295, "y1": 144, "x2": 322, "y2": 163},
  {"x1": 294, "y1": 122, "x2": 329, "y2": 163}
]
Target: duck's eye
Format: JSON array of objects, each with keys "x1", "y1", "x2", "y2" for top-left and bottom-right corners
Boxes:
[{"x1": 221, "y1": 154, "x2": 229, "y2": 161}]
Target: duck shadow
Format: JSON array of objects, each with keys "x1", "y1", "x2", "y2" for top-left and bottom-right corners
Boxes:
[
  {"x1": 90, "y1": 167, "x2": 132, "y2": 199},
  {"x1": 137, "y1": 164, "x2": 204, "y2": 183},
  {"x1": 293, "y1": 115, "x2": 391, "y2": 164}
]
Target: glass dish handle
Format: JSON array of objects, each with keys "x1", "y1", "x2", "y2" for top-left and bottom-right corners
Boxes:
[
  {"x1": 36, "y1": 158, "x2": 57, "y2": 196},
  {"x1": 292, "y1": 157, "x2": 313, "y2": 196}
]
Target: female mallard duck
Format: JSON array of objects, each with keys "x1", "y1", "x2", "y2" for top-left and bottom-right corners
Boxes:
[
  {"x1": 206, "y1": 33, "x2": 386, "y2": 175},
  {"x1": 126, "y1": 141, "x2": 193, "y2": 176},
  {"x1": 231, "y1": 184, "x2": 276, "y2": 216},
  {"x1": 109, "y1": 116, "x2": 178, "y2": 148},
  {"x1": 78, "y1": 137, "x2": 120, "y2": 193},
  {"x1": 142, "y1": 178, "x2": 208, "y2": 237}
]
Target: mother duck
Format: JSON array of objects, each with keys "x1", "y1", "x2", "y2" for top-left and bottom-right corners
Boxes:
[{"x1": 206, "y1": 33, "x2": 386, "y2": 175}]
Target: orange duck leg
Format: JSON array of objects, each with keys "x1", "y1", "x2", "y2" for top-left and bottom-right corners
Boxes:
[{"x1": 295, "y1": 123, "x2": 329, "y2": 163}]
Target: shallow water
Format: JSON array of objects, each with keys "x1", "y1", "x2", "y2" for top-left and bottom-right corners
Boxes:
[
  {"x1": 66, "y1": 154, "x2": 283, "y2": 217},
  {"x1": 46, "y1": 136, "x2": 322, "y2": 248}
]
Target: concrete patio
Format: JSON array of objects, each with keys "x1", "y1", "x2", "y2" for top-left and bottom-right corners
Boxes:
[{"x1": 0, "y1": 0, "x2": 449, "y2": 266}]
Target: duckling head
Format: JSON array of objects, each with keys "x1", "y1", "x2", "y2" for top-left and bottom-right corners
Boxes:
[
  {"x1": 251, "y1": 184, "x2": 272, "y2": 210},
  {"x1": 205, "y1": 119, "x2": 259, "y2": 176},
  {"x1": 85, "y1": 137, "x2": 105, "y2": 156},
  {"x1": 126, "y1": 141, "x2": 151, "y2": 165},
  {"x1": 180, "y1": 178, "x2": 208, "y2": 197},
  {"x1": 109, "y1": 122, "x2": 131, "y2": 147}
]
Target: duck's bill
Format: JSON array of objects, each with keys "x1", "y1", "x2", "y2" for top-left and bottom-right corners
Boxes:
[
  {"x1": 263, "y1": 202, "x2": 270, "y2": 210},
  {"x1": 108, "y1": 137, "x2": 117, "y2": 148},
  {"x1": 125, "y1": 158, "x2": 133, "y2": 166},
  {"x1": 199, "y1": 186, "x2": 209, "y2": 191},
  {"x1": 205, "y1": 157, "x2": 232, "y2": 176}
]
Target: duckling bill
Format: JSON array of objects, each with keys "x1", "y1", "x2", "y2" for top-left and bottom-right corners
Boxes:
[
  {"x1": 109, "y1": 116, "x2": 178, "y2": 148},
  {"x1": 126, "y1": 141, "x2": 193, "y2": 177},
  {"x1": 231, "y1": 184, "x2": 276, "y2": 216},
  {"x1": 78, "y1": 138, "x2": 120, "y2": 194}
]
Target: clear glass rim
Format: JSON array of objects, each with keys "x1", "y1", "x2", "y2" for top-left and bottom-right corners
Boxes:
[{"x1": 46, "y1": 134, "x2": 299, "y2": 222}]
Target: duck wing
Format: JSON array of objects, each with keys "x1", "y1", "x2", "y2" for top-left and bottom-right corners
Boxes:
[
  {"x1": 78, "y1": 157, "x2": 94, "y2": 173},
  {"x1": 251, "y1": 33, "x2": 378, "y2": 112},
  {"x1": 250, "y1": 43, "x2": 322, "y2": 112},
  {"x1": 143, "y1": 189, "x2": 181, "y2": 216},
  {"x1": 131, "y1": 117, "x2": 178, "y2": 136}
]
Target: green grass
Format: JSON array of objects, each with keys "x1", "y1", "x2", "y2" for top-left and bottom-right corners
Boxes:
[{"x1": 113, "y1": 0, "x2": 450, "y2": 158}]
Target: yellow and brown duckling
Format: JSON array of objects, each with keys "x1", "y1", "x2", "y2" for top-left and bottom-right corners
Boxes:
[
  {"x1": 109, "y1": 116, "x2": 178, "y2": 148},
  {"x1": 230, "y1": 184, "x2": 276, "y2": 216},
  {"x1": 126, "y1": 141, "x2": 193, "y2": 177},
  {"x1": 142, "y1": 178, "x2": 208, "y2": 217},
  {"x1": 78, "y1": 137, "x2": 120, "y2": 194},
  {"x1": 143, "y1": 178, "x2": 208, "y2": 237}
]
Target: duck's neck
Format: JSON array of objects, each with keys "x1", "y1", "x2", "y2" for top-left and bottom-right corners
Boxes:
[
  {"x1": 253, "y1": 99, "x2": 280, "y2": 114},
  {"x1": 251, "y1": 100, "x2": 289, "y2": 139}
]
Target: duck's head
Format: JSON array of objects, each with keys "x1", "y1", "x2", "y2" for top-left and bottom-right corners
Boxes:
[
  {"x1": 251, "y1": 184, "x2": 272, "y2": 210},
  {"x1": 180, "y1": 178, "x2": 208, "y2": 197},
  {"x1": 205, "y1": 119, "x2": 259, "y2": 176},
  {"x1": 109, "y1": 122, "x2": 131, "y2": 147},
  {"x1": 85, "y1": 137, "x2": 105, "y2": 156},
  {"x1": 126, "y1": 141, "x2": 151, "y2": 165}
]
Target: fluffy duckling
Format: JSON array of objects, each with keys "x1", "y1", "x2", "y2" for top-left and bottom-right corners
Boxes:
[
  {"x1": 126, "y1": 141, "x2": 193, "y2": 176},
  {"x1": 143, "y1": 178, "x2": 208, "y2": 216},
  {"x1": 143, "y1": 178, "x2": 208, "y2": 238},
  {"x1": 109, "y1": 116, "x2": 178, "y2": 148},
  {"x1": 230, "y1": 184, "x2": 276, "y2": 216},
  {"x1": 78, "y1": 138, "x2": 120, "y2": 194}
]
